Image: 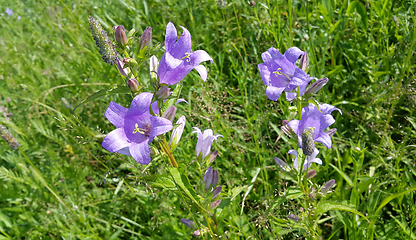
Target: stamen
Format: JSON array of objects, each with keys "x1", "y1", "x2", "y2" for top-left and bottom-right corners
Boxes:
[
  {"x1": 132, "y1": 123, "x2": 146, "y2": 134},
  {"x1": 273, "y1": 68, "x2": 283, "y2": 77},
  {"x1": 181, "y1": 53, "x2": 191, "y2": 62}
]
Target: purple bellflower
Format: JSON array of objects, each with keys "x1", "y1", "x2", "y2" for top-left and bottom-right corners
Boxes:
[
  {"x1": 258, "y1": 47, "x2": 312, "y2": 101},
  {"x1": 158, "y1": 22, "x2": 213, "y2": 85},
  {"x1": 102, "y1": 92, "x2": 173, "y2": 164},
  {"x1": 288, "y1": 103, "x2": 342, "y2": 150},
  {"x1": 6, "y1": 8, "x2": 12, "y2": 16},
  {"x1": 192, "y1": 127, "x2": 223, "y2": 159}
]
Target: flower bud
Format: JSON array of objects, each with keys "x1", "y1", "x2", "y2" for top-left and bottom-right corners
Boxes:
[
  {"x1": 116, "y1": 60, "x2": 129, "y2": 77},
  {"x1": 162, "y1": 106, "x2": 177, "y2": 122},
  {"x1": 127, "y1": 78, "x2": 139, "y2": 93},
  {"x1": 321, "y1": 179, "x2": 336, "y2": 193},
  {"x1": 288, "y1": 214, "x2": 301, "y2": 222},
  {"x1": 139, "y1": 27, "x2": 152, "y2": 51},
  {"x1": 114, "y1": 25, "x2": 128, "y2": 47},
  {"x1": 155, "y1": 85, "x2": 171, "y2": 100},
  {"x1": 170, "y1": 116, "x2": 186, "y2": 146},
  {"x1": 301, "y1": 127, "x2": 315, "y2": 156},
  {"x1": 326, "y1": 128, "x2": 337, "y2": 137},
  {"x1": 307, "y1": 170, "x2": 316, "y2": 179},
  {"x1": 274, "y1": 157, "x2": 290, "y2": 172},
  {"x1": 209, "y1": 150, "x2": 218, "y2": 164},
  {"x1": 212, "y1": 170, "x2": 219, "y2": 188},
  {"x1": 180, "y1": 218, "x2": 196, "y2": 229},
  {"x1": 299, "y1": 52, "x2": 309, "y2": 72},
  {"x1": 305, "y1": 78, "x2": 328, "y2": 95},
  {"x1": 203, "y1": 167, "x2": 213, "y2": 192},
  {"x1": 210, "y1": 200, "x2": 222, "y2": 210},
  {"x1": 212, "y1": 186, "x2": 222, "y2": 199}
]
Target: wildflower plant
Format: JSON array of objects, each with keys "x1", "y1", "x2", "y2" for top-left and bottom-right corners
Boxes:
[
  {"x1": 259, "y1": 47, "x2": 368, "y2": 237},
  {"x1": 80, "y1": 18, "x2": 227, "y2": 238}
]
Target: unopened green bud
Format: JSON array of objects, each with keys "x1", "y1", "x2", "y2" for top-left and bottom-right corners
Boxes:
[
  {"x1": 162, "y1": 106, "x2": 177, "y2": 122},
  {"x1": 301, "y1": 127, "x2": 315, "y2": 156},
  {"x1": 155, "y1": 85, "x2": 171, "y2": 100},
  {"x1": 114, "y1": 25, "x2": 128, "y2": 47},
  {"x1": 139, "y1": 27, "x2": 152, "y2": 51},
  {"x1": 123, "y1": 58, "x2": 138, "y2": 68},
  {"x1": 127, "y1": 78, "x2": 139, "y2": 93}
]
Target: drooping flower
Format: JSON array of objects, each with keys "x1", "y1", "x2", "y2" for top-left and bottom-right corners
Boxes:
[
  {"x1": 192, "y1": 127, "x2": 223, "y2": 159},
  {"x1": 258, "y1": 47, "x2": 312, "y2": 101},
  {"x1": 102, "y1": 92, "x2": 172, "y2": 164},
  {"x1": 170, "y1": 115, "x2": 186, "y2": 147},
  {"x1": 288, "y1": 103, "x2": 342, "y2": 150},
  {"x1": 158, "y1": 22, "x2": 213, "y2": 85}
]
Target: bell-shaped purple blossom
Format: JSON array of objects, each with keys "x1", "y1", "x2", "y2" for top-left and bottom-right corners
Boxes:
[
  {"x1": 102, "y1": 92, "x2": 173, "y2": 164},
  {"x1": 258, "y1": 47, "x2": 312, "y2": 101},
  {"x1": 288, "y1": 103, "x2": 342, "y2": 149},
  {"x1": 158, "y1": 22, "x2": 213, "y2": 85},
  {"x1": 192, "y1": 127, "x2": 223, "y2": 159}
]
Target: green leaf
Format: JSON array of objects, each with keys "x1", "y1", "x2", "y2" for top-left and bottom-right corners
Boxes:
[
  {"x1": 286, "y1": 187, "x2": 303, "y2": 200},
  {"x1": 114, "y1": 179, "x2": 124, "y2": 196},
  {"x1": 329, "y1": 163, "x2": 353, "y2": 186},
  {"x1": 230, "y1": 185, "x2": 248, "y2": 201},
  {"x1": 241, "y1": 168, "x2": 261, "y2": 215},
  {"x1": 168, "y1": 167, "x2": 206, "y2": 211},
  {"x1": 153, "y1": 175, "x2": 176, "y2": 189},
  {"x1": 72, "y1": 85, "x2": 130, "y2": 113},
  {"x1": 109, "y1": 222, "x2": 127, "y2": 240},
  {"x1": 355, "y1": 1, "x2": 368, "y2": 29},
  {"x1": 315, "y1": 201, "x2": 368, "y2": 222}
]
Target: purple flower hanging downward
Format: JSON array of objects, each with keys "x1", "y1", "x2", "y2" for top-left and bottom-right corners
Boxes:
[
  {"x1": 192, "y1": 127, "x2": 223, "y2": 159},
  {"x1": 258, "y1": 47, "x2": 312, "y2": 101},
  {"x1": 102, "y1": 92, "x2": 173, "y2": 164},
  {"x1": 158, "y1": 22, "x2": 213, "y2": 85},
  {"x1": 288, "y1": 103, "x2": 342, "y2": 150}
]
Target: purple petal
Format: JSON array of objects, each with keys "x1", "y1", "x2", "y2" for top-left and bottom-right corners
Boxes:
[
  {"x1": 167, "y1": 25, "x2": 192, "y2": 59},
  {"x1": 180, "y1": 218, "x2": 196, "y2": 229},
  {"x1": 176, "y1": 98, "x2": 188, "y2": 105},
  {"x1": 212, "y1": 170, "x2": 219, "y2": 187},
  {"x1": 320, "y1": 103, "x2": 342, "y2": 115},
  {"x1": 315, "y1": 132, "x2": 332, "y2": 149},
  {"x1": 117, "y1": 147, "x2": 131, "y2": 156},
  {"x1": 193, "y1": 65, "x2": 208, "y2": 81},
  {"x1": 192, "y1": 127, "x2": 204, "y2": 156},
  {"x1": 130, "y1": 92, "x2": 153, "y2": 115},
  {"x1": 212, "y1": 186, "x2": 222, "y2": 199},
  {"x1": 102, "y1": 128, "x2": 131, "y2": 153},
  {"x1": 151, "y1": 101, "x2": 160, "y2": 115},
  {"x1": 286, "y1": 68, "x2": 310, "y2": 90},
  {"x1": 261, "y1": 47, "x2": 284, "y2": 67},
  {"x1": 190, "y1": 50, "x2": 213, "y2": 65},
  {"x1": 285, "y1": 92, "x2": 297, "y2": 101},
  {"x1": 149, "y1": 116, "x2": 173, "y2": 142},
  {"x1": 164, "y1": 22, "x2": 178, "y2": 52},
  {"x1": 284, "y1": 47, "x2": 304, "y2": 64},
  {"x1": 203, "y1": 167, "x2": 213, "y2": 191},
  {"x1": 210, "y1": 199, "x2": 222, "y2": 210},
  {"x1": 105, "y1": 101, "x2": 128, "y2": 128},
  {"x1": 130, "y1": 140, "x2": 151, "y2": 164},
  {"x1": 288, "y1": 149, "x2": 299, "y2": 171},
  {"x1": 266, "y1": 86, "x2": 286, "y2": 101}
]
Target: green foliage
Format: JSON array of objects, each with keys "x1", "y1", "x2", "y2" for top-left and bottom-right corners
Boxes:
[{"x1": 0, "y1": 0, "x2": 415, "y2": 239}]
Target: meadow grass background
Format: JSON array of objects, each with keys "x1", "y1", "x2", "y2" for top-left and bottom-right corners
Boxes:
[{"x1": 0, "y1": 0, "x2": 415, "y2": 239}]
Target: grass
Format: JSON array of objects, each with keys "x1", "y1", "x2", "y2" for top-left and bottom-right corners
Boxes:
[{"x1": 0, "y1": 0, "x2": 415, "y2": 239}]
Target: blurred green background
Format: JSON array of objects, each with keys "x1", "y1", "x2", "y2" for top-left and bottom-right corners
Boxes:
[{"x1": 0, "y1": 0, "x2": 415, "y2": 239}]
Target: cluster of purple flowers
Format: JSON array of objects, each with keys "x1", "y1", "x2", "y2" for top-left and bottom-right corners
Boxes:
[
  {"x1": 102, "y1": 22, "x2": 214, "y2": 165},
  {"x1": 258, "y1": 47, "x2": 342, "y2": 171}
]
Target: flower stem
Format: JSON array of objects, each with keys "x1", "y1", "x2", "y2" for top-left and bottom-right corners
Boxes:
[{"x1": 159, "y1": 136, "x2": 178, "y2": 168}]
